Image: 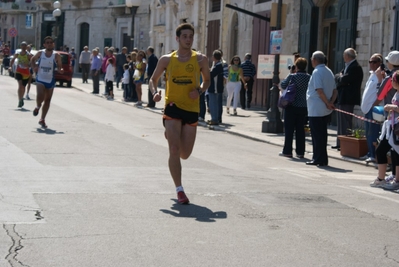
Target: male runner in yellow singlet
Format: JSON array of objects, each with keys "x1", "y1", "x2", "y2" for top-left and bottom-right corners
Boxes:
[
  {"x1": 11, "y1": 41, "x2": 32, "y2": 108},
  {"x1": 149, "y1": 23, "x2": 211, "y2": 204}
]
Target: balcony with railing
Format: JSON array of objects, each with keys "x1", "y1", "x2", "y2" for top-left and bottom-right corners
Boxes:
[{"x1": 0, "y1": 0, "x2": 36, "y2": 13}]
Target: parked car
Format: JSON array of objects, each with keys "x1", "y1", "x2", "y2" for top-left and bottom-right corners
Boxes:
[{"x1": 55, "y1": 51, "x2": 73, "y2": 87}]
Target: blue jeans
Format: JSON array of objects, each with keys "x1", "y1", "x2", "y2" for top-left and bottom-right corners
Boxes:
[
  {"x1": 365, "y1": 109, "x2": 381, "y2": 159},
  {"x1": 208, "y1": 93, "x2": 221, "y2": 122},
  {"x1": 199, "y1": 93, "x2": 206, "y2": 119}
]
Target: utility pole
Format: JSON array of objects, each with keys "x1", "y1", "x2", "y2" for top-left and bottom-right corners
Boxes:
[
  {"x1": 226, "y1": 2, "x2": 284, "y2": 133},
  {"x1": 262, "y1": 0, "x2": 283, "y2": 133}
]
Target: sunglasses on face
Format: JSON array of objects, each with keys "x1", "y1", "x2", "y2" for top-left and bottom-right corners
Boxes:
[{"x1": 369, "y1": 61, "x2": 378, "y2": 64}]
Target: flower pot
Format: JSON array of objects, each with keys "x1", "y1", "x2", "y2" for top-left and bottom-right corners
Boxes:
[{"x1": 338, "y1": 135, "x2": 368, "y2": 159}]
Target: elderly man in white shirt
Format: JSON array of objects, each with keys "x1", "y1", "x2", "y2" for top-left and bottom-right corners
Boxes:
[
  {"x1": 306, "y1": 51, "x2": 338, "y2": 166},
  {"x1": 360, "y1": 53, "x2": 384, "y2": 163}
]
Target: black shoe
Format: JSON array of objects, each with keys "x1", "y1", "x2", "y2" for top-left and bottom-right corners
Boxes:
[
  {"x1": 331, "y1": 145, "x2": 340, "y2": 150},
  {"x1": 306, "y1": 161, "x2": 327, "y2": 166}
]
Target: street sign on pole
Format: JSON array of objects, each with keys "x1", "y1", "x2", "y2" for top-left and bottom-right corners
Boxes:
[
  {"x1": 8, "y1": 28, "x2": 18, "y2": 38},
  {"x1": 270, "y1": 30, "x2": 283, "y2": 55}
]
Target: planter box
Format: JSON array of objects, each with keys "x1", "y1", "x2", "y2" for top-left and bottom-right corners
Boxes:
[{"x1": 338, "y1": 135, "x2": 368, "y2": 159}]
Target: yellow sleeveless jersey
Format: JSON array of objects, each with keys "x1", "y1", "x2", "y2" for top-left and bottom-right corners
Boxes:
[{"x1": 165, "y1": 50, "x2": 201, "y2": 113}]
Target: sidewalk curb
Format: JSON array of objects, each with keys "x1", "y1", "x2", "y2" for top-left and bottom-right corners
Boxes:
[{"x1": 72, "y1": 84, "x2": 373, "y2": 168}]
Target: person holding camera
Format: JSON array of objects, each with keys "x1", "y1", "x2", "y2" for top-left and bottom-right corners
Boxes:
[{"x1": 279, "y1": 57, "x2": 311, "y2": 158}]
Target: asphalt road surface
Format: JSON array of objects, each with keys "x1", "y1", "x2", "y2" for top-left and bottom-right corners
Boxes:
[{"x1": 0, "y1": 75, "x2": 398, "y2": 267}]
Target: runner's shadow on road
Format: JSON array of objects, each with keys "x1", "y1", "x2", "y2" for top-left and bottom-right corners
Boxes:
[
  {"x1": 14, "y1": 108, "x2": 31, "y2": 112},
  {"x1": 160, "y1": 200, "x2": 227, "y2": 222},
  {"x1": 35, "y1": 128, "x2": 65, "y2": 135}
]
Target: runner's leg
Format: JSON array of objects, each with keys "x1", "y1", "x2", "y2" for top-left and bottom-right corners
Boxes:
[
  {"x1": 36, "y1": 83, "x2": 45, "y2": 108},
  {"x1": 180, "y1": 124, "x2": 197, "y2": 159},
  {"x1": 165, "y1": 119, "x2": 183, "y2": 187},
  {"x1": 40, "y1": 88, "x2": 54, "y2": 120},
  {"x1": 17, "y1": 79, "x2": 25, "y2": 100}
]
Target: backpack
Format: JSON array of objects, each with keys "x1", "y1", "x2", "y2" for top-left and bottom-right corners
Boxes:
[{"x1": 278, "y1": 75, "x2": 297, "y2": 109}]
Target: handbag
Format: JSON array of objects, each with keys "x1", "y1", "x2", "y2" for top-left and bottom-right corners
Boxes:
[{"x1": 278, "y1": 75, "x2": 297, "y2": 109}]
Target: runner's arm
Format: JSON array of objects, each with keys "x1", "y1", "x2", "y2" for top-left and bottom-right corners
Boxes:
[
  {"x1": 198, "y1": 54, "x2": 210, "y2": 94},
  {"x1": 149, "y1": 55, "x2": 170, "y2": 101},
  {"x1": 30, "y1": 51, "x2": 41, "y2": 72}
]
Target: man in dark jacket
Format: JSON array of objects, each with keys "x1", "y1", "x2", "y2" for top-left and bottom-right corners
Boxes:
[
  {"x1": 146, "y1": 46, "x2": 159, "y2": 107},
  {"x1": 208, "y1": 50, "x2": 224, "y2": 125},
  {"x1": 333, "y1": 48, "x2": 364, "y2": 149},
  {"x1": 115, "y1": 47, "x2": 128, "y2": 89}
]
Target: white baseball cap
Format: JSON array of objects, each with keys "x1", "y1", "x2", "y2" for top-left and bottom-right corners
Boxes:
[{"x1": 385, "y1": 51, "x2": 399, "y2": 65}]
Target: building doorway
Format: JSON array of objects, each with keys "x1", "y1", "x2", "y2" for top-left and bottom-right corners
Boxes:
[
  {"x1": 78, "y1": 23, "x2": 89, "y2": 73},
  {"x1": 322, "y1": 0, "x2": 338, "y2": 71}
]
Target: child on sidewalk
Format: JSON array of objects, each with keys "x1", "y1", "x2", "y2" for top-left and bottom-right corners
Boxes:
[
  {"x1": 122, "y1": 63, "x2": 131, "y2": 101},
  {"x1": 105, "y1": 58, "x2": 115, "y2": 100}
]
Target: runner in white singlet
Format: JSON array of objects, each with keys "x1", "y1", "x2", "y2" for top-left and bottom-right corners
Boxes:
[{"x1": 30, "y1": 36, "x2": 64, "y2": 129}]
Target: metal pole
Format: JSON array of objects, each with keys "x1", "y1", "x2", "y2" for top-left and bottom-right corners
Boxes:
[
  {"x1": 131, "y1": 7, "x2": 138, "y2": 50},
  {"x1": 262, "y1": 0, "x2": 283, "y2": 133}
]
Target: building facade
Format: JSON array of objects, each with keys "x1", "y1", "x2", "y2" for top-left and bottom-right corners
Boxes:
[{"x1": 2, "y1": 0, "x2": 399, "y2": 107}]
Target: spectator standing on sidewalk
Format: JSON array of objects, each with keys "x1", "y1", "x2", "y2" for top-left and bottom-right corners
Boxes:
[
  {"x1": 208, "y1": 50, "x2": 224, "y2": 125},
  {"x1": 133, "y1": 50, "x2": 146, "y2": 106},
  {"x1": 279, "y1": 57, "x2": 311, "y2": 158},
  {"x1": 102, "y1": 48, "x2": 115, "y2": 91},
  {"x1": 122, "y1": 64, "x2": 131, "y2": 101},
  {"x1": 146, "y1": 46, "x2": 158, "y2": 107},
  {"x1": 333, "y1": 48, "x2": 364, "y2": 150},
  {"x1": 226, "y1": 55, "x2": 246, "y2": 116},
  {"x1": 90, "y1": 49, "x2": 102, "y2": 94},
  {"x1": 360, "y1": 53, "x2": 383, "y2": 163},
  {"x1": 70, "y1": 47, "x2": 76, "y2": 74},
  {"x1": 306, "y1": 51, "x2": 337, "y2": 166},
  {"x1": 148, "y1": 23, "x2": 211, "y2": 204},
  {"x1": 129, "y1": 52, "x2": 138, "y2": 101},
  {"x1": 370, "y1": 70, "x2": 399, "y2": 191},
  {"x1": 116, "y1": 47, "x2": 128, "y2": 89},
  {"x1": 104, "y1": 58, "x2": 116, "y2": 100},
  {"x1": 370, "y1": 51, "x2": 399, "y2": 184},
  {"x1": 240, "y1": 53, "x2": 256, "y2": 109},
  {"x1": 79, "y1": 46, "x2": 91, "y2": 83}
]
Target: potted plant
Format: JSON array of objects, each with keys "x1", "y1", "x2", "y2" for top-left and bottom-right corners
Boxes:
[{"x1": 338, "y1": 124, "x2": 368, "y2": 159}]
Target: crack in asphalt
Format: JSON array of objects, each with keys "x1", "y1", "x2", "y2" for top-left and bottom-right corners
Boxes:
[
  {"x1": 3, "y1": 224, "x2": 30, "y2": 267},
  {"x1": 384, "y1": 245, "x2": 399, "y2": 264}
]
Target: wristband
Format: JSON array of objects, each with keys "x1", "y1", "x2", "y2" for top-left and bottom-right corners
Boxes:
[
  {"x1": 197, "y1": 88, "x2": 203, "y2": 95},
  {"x1": 153, "y1": 91, "x2": 158, "y2": 96}
]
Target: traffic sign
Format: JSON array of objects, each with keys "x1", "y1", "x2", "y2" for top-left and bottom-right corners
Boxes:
[{"x1": 8, "y1": 28, "x2": 18, "y2": 37}]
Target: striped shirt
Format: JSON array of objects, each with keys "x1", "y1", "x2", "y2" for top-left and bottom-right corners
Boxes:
[{"x1": 241, "y1": 60, "x2": 256, "y2": 78}]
